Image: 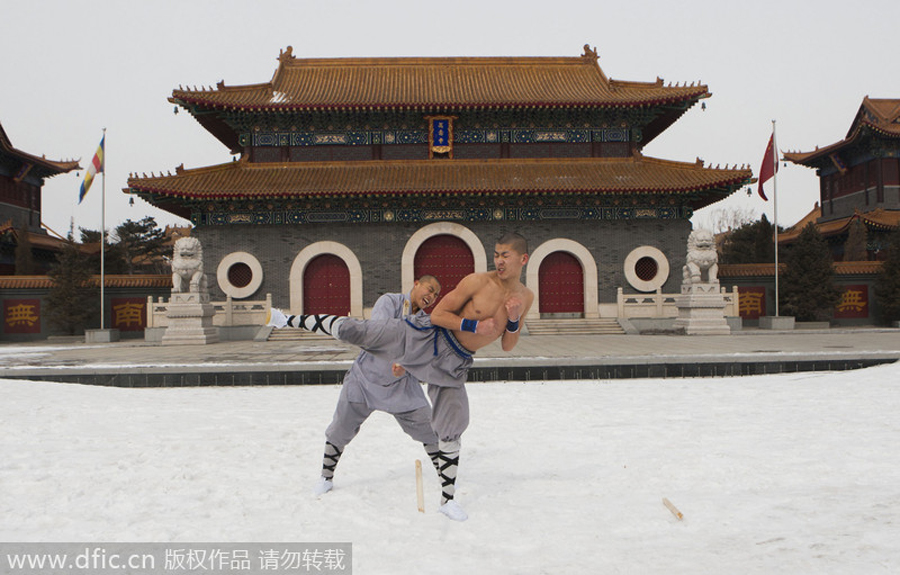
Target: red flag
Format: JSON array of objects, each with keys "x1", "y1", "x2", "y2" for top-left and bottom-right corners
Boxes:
[{"x1": 757, "y1": 132, "x2": 778, "y2": 201}]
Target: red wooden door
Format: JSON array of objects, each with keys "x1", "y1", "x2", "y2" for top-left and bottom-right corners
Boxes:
[
  {"x1": 538, "y1": 251, "x2": 584, "y2": 315},
  {"x1": 414, "y1": 234, "x2": 475, "y2": 311},
  {"x1": 303, "y1": 254, "x2": 351, "y2": 315}
]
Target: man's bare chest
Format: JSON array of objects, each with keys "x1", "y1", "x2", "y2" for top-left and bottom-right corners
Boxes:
[{"x1": 464, "y1": 291, "x2": 509, "y2": 320}]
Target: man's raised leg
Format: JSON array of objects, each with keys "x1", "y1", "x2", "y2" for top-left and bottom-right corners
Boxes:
[
  {"x1": 268, "y1": 308, "x2": 344, "y2": 337},
  {"x1": 269, "y1": 310, "x2": 415, "y2": 370}
]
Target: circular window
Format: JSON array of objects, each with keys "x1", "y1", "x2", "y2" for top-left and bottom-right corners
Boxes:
[
  {"x1": 635, "y1": 257, "x2": 659, "y2": 282},
  {"x1": 624, "y1": 246, "x2": 670, "y2": 292},
  {"x1": 227, "y1": 262, "x2": 253, "y2": 288},
  {"x1": 217, "y1": 252, "x2": 263, "y2": 299}
]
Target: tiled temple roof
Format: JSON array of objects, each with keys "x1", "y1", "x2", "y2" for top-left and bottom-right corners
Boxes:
[
  {"x1": 171, "y1": 46, "x2": 709, "y2": 112},
  {"x1": 784, "y1": 97, "x2": 900, "y2": 165},
  {"x1": 126, "y1": 156, "x2": 751, "y2": 201},
  {"x1": 0, "y1": 122, "x2": 80, "y2": 175},
  {"x1": 779, "y1": 207, "x2": 900, "y2": 243},
  {"x1": 0, "y1": 275, "x2": 170, "y2": 289},
  {"x1": 719, "y1": 261, "x2": 883, "y2": 277}
]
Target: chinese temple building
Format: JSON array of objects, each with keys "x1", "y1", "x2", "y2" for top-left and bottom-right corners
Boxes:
[
  {"x1": 784, "y1": 97, "x2": 900, "y2": 259},
  {"x1": 1, "y1": 122, "x2": 80, "y2": 274},
  {"x1": 126, "y1": 46, "x2": 752, "y2": 322}
]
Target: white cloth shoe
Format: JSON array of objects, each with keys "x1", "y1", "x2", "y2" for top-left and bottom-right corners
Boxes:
[
  {"x1": 312, "y1": 476, "x2": 333, "y2": 496},
  {"x1": 438, "y1": 500, "x2": 468, "y2": 521},
  {"x1": 267, "y1": 308, "x2": 288, "y2": 328}
]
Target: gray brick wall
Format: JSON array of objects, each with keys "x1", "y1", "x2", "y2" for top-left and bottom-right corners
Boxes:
[
  {"x1": 821, "y1": 186, "x2": 900, "y2": 222},
  {"x1": 195, "y1": 218, "x2": 691, "y2": 308}
]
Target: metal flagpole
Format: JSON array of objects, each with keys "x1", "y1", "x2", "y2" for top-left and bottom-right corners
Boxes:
[
  {"x1": 772, "y1": 120, "x2": 779, "y2": 317},
  {"x1": 100, "y1": 127, "x2": 106, "y2": 329}
]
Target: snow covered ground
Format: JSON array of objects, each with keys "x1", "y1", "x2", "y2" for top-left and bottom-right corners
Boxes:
[{"x1": 2, "y1": 362, "x2": 899, "y2": 574}]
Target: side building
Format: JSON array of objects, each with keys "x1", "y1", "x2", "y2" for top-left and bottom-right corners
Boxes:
[
  {"x1": 784, "y1": 97, "x2": 900, "y2": 259},
  {"x1": 0, "y1": 122, "x2": 80, "y2": 274},
  {"x1": 126, "y1": 46, "x2": 752, "y2": 324}
]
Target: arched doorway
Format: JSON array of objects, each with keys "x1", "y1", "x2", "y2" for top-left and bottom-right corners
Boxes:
[
  {"x1": 413, "y1": 234, "x2": 475, "y2": 311},
  {"x1": 303, "y1": 254, "x2": 351, "y2": 315},
  {"x1": 538, "y1": 251, "x2": 584, "y2": 317}
]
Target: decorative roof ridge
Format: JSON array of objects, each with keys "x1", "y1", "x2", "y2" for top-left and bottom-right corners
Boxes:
[
  {"x1": 127, "y1": 159, "x2": 244, "y2": 181},
  {"x1": 274, "y1": 50, "x2": 606, "y2": 69},
  {"x1": 609, "y1": 77, "x2": 708, "y2": 92}
]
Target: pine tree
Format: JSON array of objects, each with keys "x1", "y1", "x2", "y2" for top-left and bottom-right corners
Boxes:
[
  {"x1": 720, "y1": 214, "x2": 776, "y2": 264},
  {"x1": 842, "y1": 218, "x2": 869, "y2": 261},
  {"x1": 79, "y1": 227, "x2": 128, "y2": 275},
  {"x1": 46, "y1": 236, "x2": 98, "y2": 335},
  {"x1": 874, "y1": 227, "x2": 900, "y2": 324},
  {"x1": 14, "y1": 226, "x2": 35, "y2": 275},
  {"x1": 112, "y1": 216, "x2": 168, "y2": 274},
  {"x1": 779, "y1": 223, "x2": 841, "y2": 321}
]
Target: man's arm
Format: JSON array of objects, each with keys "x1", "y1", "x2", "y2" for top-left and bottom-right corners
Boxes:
[
  {"x1": 430, "y1": 274, "x2": 497, "y2": 336},
  {"x1": 370, "y1": 293, "x2": 406, "y2": 376},
  {"x1": 499, "y1": 290, "x2": 534, "y2": 352}
]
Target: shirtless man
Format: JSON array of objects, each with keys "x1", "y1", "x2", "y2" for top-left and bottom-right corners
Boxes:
[{"x1": 268, "y1": 232, "x2": 534, "y2": 521}]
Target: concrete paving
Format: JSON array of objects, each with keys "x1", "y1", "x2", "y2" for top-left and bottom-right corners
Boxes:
[{"x1": 2, "y1": 327, "x2": 898, "y2": 386}]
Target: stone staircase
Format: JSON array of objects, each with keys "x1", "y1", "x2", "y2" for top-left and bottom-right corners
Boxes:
[{"x1": 524, "y1": 317, "x2": 625, "y2": 336}]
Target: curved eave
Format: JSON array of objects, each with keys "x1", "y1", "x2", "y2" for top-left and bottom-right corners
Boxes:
[
  {"x1": 169, "y1": 91, "x2": 709, "y2": 114},
  {"x1": 0, "y1": 145, "x2": 80, "y2": 176},
  {"x1": 129, "y1": 184, "x2": 744, "y2": 201},
  {"x1": 123, "y1": 165, "x2": 752, "y2": 205}
]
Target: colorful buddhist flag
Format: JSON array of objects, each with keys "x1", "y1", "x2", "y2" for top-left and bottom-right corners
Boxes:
[
  {"x1": 79, "y1": 134, "x2": 105, "y2": 204},
  {"x1": 757, "y1": 132, "x2": 777, "y2": 201}
]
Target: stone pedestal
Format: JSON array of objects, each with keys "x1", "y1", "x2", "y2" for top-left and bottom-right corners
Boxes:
[
  {"x1": 759, "y1": 316, "x2": 795, "y2": 330},
  {"x1": 85, "y1": 328, "x2": 120, "y2": 343},
  {"x1": 161, "y1": 292, "x2": 219, "y2": 345},
  {"x1": 673, "y1": 283, "x2": 731, "y2": 335}
]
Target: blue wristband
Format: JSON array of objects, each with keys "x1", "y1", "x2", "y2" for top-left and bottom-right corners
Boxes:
[
  {"x1": 506, "y1": 318, "x2": 520, "y2": 333},
  {"x1": 461, "y1": 318, "x2": 479, "y2": 333}
]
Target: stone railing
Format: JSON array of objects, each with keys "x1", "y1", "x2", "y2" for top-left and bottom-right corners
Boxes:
[
  {"x1": 147, "y1": 294, "x2": 272, "y2": 328},
  {"x1": 616, "y1": 286, "x2": 740, "y2": 318}
]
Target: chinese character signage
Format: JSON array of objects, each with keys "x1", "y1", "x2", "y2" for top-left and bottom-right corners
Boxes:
[
  {"x1": 4, "y1": 299, "x2": 41, "y2": 334},
  {"x1": 737, "y1": 286, "x2": 766, "y2": 319},
  {"x1": 427, "y1": 116, "x2": 454, "y2": 157},
  {"x1": 834, "y1": 285, "x2": 868, "y2": 319},
  {"x1": 111, "y1": 298, "x2": 147, "y2": 331}
]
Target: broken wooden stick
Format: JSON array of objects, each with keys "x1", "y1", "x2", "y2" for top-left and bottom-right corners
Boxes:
[
  {"x1": 663, "y1": 497, "x2": 683, "y2": 520},
  {"x1": 415, "y1": 459, "x2": 425, "y2": 513}
]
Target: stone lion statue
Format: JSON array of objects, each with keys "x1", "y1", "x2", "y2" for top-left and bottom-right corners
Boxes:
[
  {"x1": 171, "y1": 236, "x2": 207, "y2": 294},
  {"x1": 683, "y1": 228, "x2": 719, "y2": 286}
]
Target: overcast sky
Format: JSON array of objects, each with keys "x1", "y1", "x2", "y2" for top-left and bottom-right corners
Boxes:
[{"x1": 3, "y1": 0, "x2": 898, "y2": 239}]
